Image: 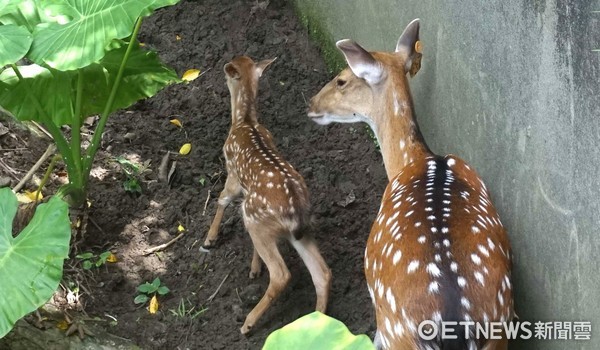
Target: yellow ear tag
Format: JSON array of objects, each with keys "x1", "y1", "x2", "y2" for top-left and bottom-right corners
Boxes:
[{"x1": 414, "y1": 40, "x2": 423, "y2": 54}]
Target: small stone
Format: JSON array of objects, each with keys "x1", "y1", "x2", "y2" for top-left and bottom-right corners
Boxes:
[{"x1": 0, "y1": 177, "x2": 11, "y2": 188}]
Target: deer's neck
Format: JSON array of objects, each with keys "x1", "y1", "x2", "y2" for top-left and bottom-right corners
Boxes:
[
  {"x1": 372, "y1": 80, "x2": 432, "y2": 180},
  {"x1": 231, "y1": 84, "x2": 258, "y2": 125}
]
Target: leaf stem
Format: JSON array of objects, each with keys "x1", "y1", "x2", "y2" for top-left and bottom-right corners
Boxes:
[
  {"x1": 83, "y1": 17, "x2": 144, "y2": 177},
  {"x1": 72, "y1": 70, "x2": 84, "y2": 180}
]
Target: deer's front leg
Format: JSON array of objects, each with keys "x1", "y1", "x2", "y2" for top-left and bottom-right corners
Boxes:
[{"x1": 203, "y1": 174, "x2": 241, "y2": 248}]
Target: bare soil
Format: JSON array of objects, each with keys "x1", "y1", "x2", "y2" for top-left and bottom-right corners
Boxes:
[{"x1": 0, "y1": 0, "x2": 390, "y2": 348}]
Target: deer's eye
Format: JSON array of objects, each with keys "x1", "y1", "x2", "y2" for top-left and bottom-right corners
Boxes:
[{"x1": 336, "y1": 79, "x2": 347, "y2": 88}]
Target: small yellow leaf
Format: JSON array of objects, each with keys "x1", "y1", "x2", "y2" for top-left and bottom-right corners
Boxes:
[
  {"x1": 139, "y1": 42, "x2": 146, "y2": 47},
  {"x1": 182, "y1": 69, "x2": 201, "y2": 82},
  {"x1": 149, "y1": 295, "x2": 159, "y2": 314},
  {"x1": 179, "y1": 143, "x2": 192, "y2": 155},
  {"x1": 106, "y1": 253, "x2": 118, "y2": 263},
  {"x1": 175, "y1": 34, "x2": 182, "y2": 41},
  {"x1": 57, "y1": 319, "x2": 69, "y2": 331},
  {"x1": 415, "y1": 40, "x2": 423, "y2": 54},
  {"x1": 24, "y1": 190, "x2": 43, "y2": 201},
  {"x1": 178, "y1": 223, "x2": 185, "y2": 232},
  {"x1": 15, "y1": 193, "x2": 32, "y2": 203},
  {"x1": 169, "y1": 118, "x2": 183, "y2": 128}
]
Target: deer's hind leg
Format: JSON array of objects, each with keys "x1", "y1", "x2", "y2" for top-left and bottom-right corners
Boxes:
[{"x1": 240, "y1": 221, "x2": 290, "y2": 335}]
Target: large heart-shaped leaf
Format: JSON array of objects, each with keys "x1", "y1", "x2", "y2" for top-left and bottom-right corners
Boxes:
[
  {"x1": 0, "y1": 0, "x2": 50, "y2": 29},
  {"x1": 0, "y1": 24, "x2": 33, "y2": 66},
  {"x1": 29, "y1": 0, "x2": 180, "y2": 70},
  {"x1": 262, "y1": 312, "x2": 376, "y2": 350},
  {"x1": 0, "y1": 43, "x2": 179, "y2": 125},
  {"x1": 0, "y1": 188, "x2": 71, "y2": 338}
]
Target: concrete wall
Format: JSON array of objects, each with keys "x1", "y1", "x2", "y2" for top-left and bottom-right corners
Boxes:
[{"x1": 295, "y1": 0, "x2": 600, "y2": 348}]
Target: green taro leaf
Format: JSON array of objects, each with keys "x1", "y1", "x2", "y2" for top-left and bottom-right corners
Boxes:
[
  {"x1": 134, "y1": 294, "x2": 149, "y2": 304},
  {"x1": 0, "y1": 64, "x2": 75, "y2": 126},
  {"x1": 137, "y1": 282, "x2": 156, "y2": 294},
  {"x1": 0, "y1": 24, "x2": 33, "y2": 66},
  {"x1": 29, "y1": 0, "x2": 181, "y2": 70},
  {"x1": 99, "y1": 251, "x2": 112, "y2": 263},
  {"x1": 0, "y1": 0, "x2": 51, "y2": 30},
  {"x1": 0, "y1": 44, "x2": 179, "y2": 126},
  {"x1": 82, "y1": 260, "x2": 93, "y2": 270},
  {"x1": 262, "y1": 312, "x2": 375, "y2": 350},
  {"x1": 151, "y1": 278, "x2": 161, "y2": 289},
  {"x1": 157, "y1": 286, "x2": 169, "y2": 295},
  {"x1": 0, "y1": 188, "x2": 71, "y2": 338},
  {"x1": 76, "y1": 252, "x2": 94, "y2": 260}
]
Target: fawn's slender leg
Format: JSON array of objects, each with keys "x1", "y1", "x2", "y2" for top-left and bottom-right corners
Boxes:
[
  {"x1": 290, "y1": 236, "x2": 331, "y2": 312},
  {"x1": 203, "y1": 173, "x2": 242, "y2": 247},
  {"x1": 241, "y1": 223, "x2": 290, "y2": 335},
  {"x1": 249, "y1": 248, "x2": 262, "y2": 279}
]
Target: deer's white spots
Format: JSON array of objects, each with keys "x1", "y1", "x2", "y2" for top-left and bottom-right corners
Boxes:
[
  {"x1": 461, "y1": 297, "x2": 471, "y2": 310},
  {"x1": 471, "y1": 254, "x2": 482, "y2": 265},
  {"x1": 266, "y1": 182, "x2": 274, "y2": 189},
  {"x1": 435, "y1": 254, "x2": 442, "y2": 262},
  {"x1": 415, "y1": 221, "x2": 422, "y2": 228},
  {"x1": 450, "y1": 262, "x2": 458, "y2": 273},
  {"x1": 443, "y1": 239, "x2": 450, "y2": 247},
  {"x1": 441, "y1": 227, "x2": 449, "y2": 234},
  {"x1": 394, "y1": 321, "x2": 404, "y2": 337},
  {"x1": 457, "y1": 276, "x2": 467, "y2": 288},
  {"x1": 428, "y1": 281, "x2": 440, "y2": 294},
  {"x1": 386, "y1": 288, "x2": 397, "y2": 313},
  {"x1": 498, "y1": 291, "x2": 504, "y2": 306},
  {"x1": 405, "y1": 210, "x2": 414, "y2": 217},
  {"x1": 392, "y1": 250, "x2": 402, "y2": 265},
  {"x1": 427, "y1": 263, "x2": 442, "y2": 277},
  {"x1": 407, "y1": 260, "x2": 420, "y2": 273},
  {"x1": 399, "y1": 139, "x2": 406, "y2": 150},
  {"x1": 478, "y1": 244, "x2": 490, "y2": 257},
  {"x1": 418, "y1": 235, "x2": 426, "y2": 244},
  {"x1": 474, "y1": 271, "x2": 485, "y2": 285},
  {"x1": 472, "y1": 226, "x2": 481, "y2": 234},
  {"x1": 427, "y1": 215, "x2": 436, "y2": 221},
  {"x1": 432, "y1": 311, "x2": 443, "y2": 323},
  {"x1": 504, "y1": 275, "x2": 511, "y2": 289},
  {"x1": 425, "y1": 207, "x2": 433, "y2": 212},
  {"x1": 447, "y1": 158, "x2": 456, "y2": 167},
  {"x1": 431, "y1": 227, "x2": 438, "y2": 233}
]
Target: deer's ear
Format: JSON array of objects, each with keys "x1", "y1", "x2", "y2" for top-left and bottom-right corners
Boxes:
[
  {"x1": 395, "y1": 18, "x2": 422, "y2": 77},
  {"x1": 336, "y1": 39, "x2": 383, "y2": 85},
  {"x1": 256, "y1": 57, "x2": 277, "y2": 78},
  {"x1": 224, "y1": 62, "x2": 240, "y2": 79}
]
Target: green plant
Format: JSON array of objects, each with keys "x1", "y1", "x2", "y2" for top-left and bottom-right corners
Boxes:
[
  {"x1": 114, "y1": 156, "x2": 151, "y2": 194},
  {"x1": 134, "y1": 277, "x2": 170, "y2": 305},
  {"x1": 75, "y1": 250, "x2": 112, "y2": 270},
  {"x1": 262, "y1": 312, "x2": 375, "y2": 350},
  {"x1": 0, "y1": 0, "x2": 181, "y2": 207},
  {"x1": 169, "y1": 298, "x2": 207, "y2": 320},
  {"x1": 0, "y1": 188, "x2": 71, "y2": 338}
]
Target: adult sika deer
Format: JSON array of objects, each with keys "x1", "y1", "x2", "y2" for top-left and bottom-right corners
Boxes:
[
  {"x1": 203, "y1": 56, "x2": 331, "y2": 335},
  {"x1": 308, "y1": 20, "x2": 513, "y2": 350}
]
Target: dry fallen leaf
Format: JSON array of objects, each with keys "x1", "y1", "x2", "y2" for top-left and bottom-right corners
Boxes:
[
  {"x1": 57, "y1": 319, "x2": 69, "y2": 331},
  {"x1": 178, "y1": 223, "x2": 185, "y2": 232},
  {"x1": 149, "y1": 295, "x2": 159, "y2": 314},
  {"x1": 19, "y1": 190, "x2": 43, "y2": 203},
  {"x1": 176, "y1": 34, "x2": 182, "y2": 41},
  {"x1": 106, "y1": 253, "x2": 118, "y2": 263},
  {"x1": 169, "y1": 118, "x2": 183, "y2": 128},
  {"x1": 179, "y1": 143, "x2": 192, "y2": 155},
  {"x1": 182, "y1": 69, "x2": 201, "y2": 82}
]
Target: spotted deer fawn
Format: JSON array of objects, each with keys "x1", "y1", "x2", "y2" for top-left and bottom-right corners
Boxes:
[
  {"x1": 202, "y1": 56, "x2": 331, "y2": 335},
  {"x1": 308, "y1": 19, "x2": 514, "y2": 350}
]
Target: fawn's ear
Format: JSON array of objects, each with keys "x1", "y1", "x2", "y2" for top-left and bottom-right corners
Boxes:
[
  {"x1": 395, "y1": 18, "x2": 422, "y2": 77},
  {"x1": 256, "y1": 57, "x2": 277, "y2": 78},
  {"x1": 336, "y1": 39, "x2": 384, "y2": 85},
  {"x1": 224, "y1": 62, "x2": 240, "y2": 79}
]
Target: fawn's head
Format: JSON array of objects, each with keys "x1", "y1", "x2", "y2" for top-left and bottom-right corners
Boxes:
[
  {"x1": 307, "y1": 19, "x2": 422, "y2": 128},
  {"x1": 224, "y1": 56, "x2": 276, "y2": 97}
]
